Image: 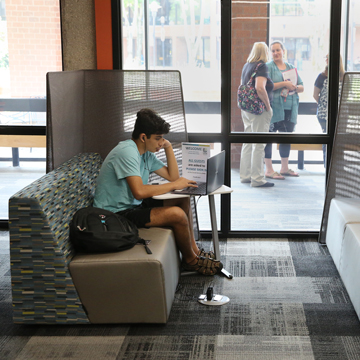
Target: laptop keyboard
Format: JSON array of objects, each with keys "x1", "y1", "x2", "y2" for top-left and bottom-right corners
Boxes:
[{"x1": 183, "y1": 182, "x2": 207, "y2": 194}]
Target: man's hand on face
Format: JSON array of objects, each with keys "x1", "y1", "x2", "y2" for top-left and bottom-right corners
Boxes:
[{"x1": 162, "y1": 139, "x2": 172, "y2": 149}]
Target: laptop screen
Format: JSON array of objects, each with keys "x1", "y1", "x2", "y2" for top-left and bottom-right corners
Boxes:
[{"x1": 206, "y1": 150, "x2": 225, "y2": 193}]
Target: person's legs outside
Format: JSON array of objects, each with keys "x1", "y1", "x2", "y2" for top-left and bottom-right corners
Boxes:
[
  {"x1": 239, "y1": 110, "x2": 253, "y2": 183},
  {"x1": 264, "y1": 142, "x2": 275, "y2": 175},
  {"x1": 279, "y1": 143, "x2": 294, "y2": 175},
  {"x1": 277, "y1": 112, "x2": 298, "y2": 176},
  {"x1": 322, "y1": 144, "x2": 327, "y2": 167},
  {"x1": 264, "y1": 122, "x2": 285, "y2": 180},
  {"x1": 249, "y1": 110, "x2": 273, "y2": 187},
  {"x1": 317, "y1": 117, "x2": 327, "y2": 166}
]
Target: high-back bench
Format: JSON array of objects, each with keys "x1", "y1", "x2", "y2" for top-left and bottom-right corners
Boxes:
[
  {"x1": 319, "y1": 72, "x2": 360, "y2": 321},
  {"x1": 9, "y1": 152, "x2": 180, "y2": 324},
  {"x1": 9, "y1": 70, "x2": 196, "y2": 324}
]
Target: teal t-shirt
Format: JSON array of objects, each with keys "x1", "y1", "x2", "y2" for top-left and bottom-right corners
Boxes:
[{"x1": 93, "y1": 139, "x2": 165, "y2": 212}]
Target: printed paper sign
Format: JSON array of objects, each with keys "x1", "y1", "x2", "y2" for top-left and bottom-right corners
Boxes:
[
  {"x1": 182, "y1": 142, "x2": 210, "y2": 182},
  {"x1": 282, "y1": 68, "x2": 298, "y2": 95}
]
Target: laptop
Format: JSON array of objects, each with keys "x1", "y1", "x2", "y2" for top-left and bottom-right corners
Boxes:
[{"x1": 171, "y1": 150, "x2": 225, "y2": 195}]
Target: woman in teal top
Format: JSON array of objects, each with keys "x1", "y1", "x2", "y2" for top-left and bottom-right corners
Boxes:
[{"x1": 264, "y1": 41, "x2": 304, "y2": 179}]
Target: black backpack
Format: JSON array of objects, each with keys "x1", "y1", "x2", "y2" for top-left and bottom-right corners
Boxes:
[{"x1": 69, "y1": 206, "x2": 152, "y2": 254}]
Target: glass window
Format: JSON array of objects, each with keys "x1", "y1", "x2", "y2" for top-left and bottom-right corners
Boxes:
[
  {"x1": 345, "y1": 1, "x2": 360, "y2": 71},
  {"x1": 156, "y1": 38, "x2": 172, "y2": 66},
  {"x1": 0, "y1": 0, "x2": 61, "y2": 101},
  {"x1": 271, "y1": 0, "x2": 305, "y2": 17},
  {"x1": 269, "y1": 0, "x2": 332, "y2": 104},
  {"x1": 0, "y1": 110, "x2": 45, "y2": 126},
  {"x1": 232, "y1": 0, "x2": 333, "y2": 132},
  {"x1": 231, "y1": 143, "x2": 326, "y2": 231},
  {"x1": 0, "y1": 0, "x2": 61, "y2": 220},
  {"x1": 230, "y1": 0, "x2": 329, "y2": 232},
  {"x1": 122, "y1": 0, "x2": 221, "y2": 132},
  {"x1": 122, "y1": 0, "x2": 146, "y2": 69}
]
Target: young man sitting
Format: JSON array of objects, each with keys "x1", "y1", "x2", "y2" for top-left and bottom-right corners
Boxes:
[{"x1": 93, "y1": 108, "x2": 223, "y2": 276}]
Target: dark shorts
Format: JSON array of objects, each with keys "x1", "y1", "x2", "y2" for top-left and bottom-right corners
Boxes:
[{"x1": 116, "y1": 198, "x2": 163, "y2": 228}]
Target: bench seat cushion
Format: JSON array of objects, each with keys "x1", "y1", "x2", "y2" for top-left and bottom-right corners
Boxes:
[
  {"x1": 326, "y1": 198, "x2": 360, "y2": 269},
  {"x1": 69, "y1": 227, "x2": 180, "y2": 324},
  {"x1": 340, "y1": 223, "x2": 360, "y2": 320}
]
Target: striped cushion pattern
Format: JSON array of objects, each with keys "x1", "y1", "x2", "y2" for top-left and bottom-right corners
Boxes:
[{"x1": 9, "y1": 153, "x2": 102, "y2": 324}]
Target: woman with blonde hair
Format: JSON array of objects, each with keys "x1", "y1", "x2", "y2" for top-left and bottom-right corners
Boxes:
[{"x1": 239, "y1": 42, "x2": 274, "y2": 187}]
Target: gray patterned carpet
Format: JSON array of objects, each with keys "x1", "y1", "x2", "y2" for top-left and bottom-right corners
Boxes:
[{"x1": 1, "y1": 231, "x2": 360, "y2": 359}]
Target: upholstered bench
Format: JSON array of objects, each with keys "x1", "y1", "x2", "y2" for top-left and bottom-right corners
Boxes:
[
  {"x1": 9, "y1": 153, "x2": 180, "y2": 324},
  {"x1": 325, "y1": 197, "x2": 360, "y2": 320},
  {"x1": 341, "y1": 223, "x2": 360, "y2": 319},
  {"x1": 325, "y1": 198, "x2": 360, "y2": 269},
  {"x1": 69, "y1": 227, "x2": 180, "y2": 324}
]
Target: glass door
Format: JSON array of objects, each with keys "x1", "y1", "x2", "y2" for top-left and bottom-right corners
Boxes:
[{"x1": 230, "y1": 0, "x2": 344, "y2": 232}]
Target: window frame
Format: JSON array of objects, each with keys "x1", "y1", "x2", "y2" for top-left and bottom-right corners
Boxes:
[{"x1": 0, "y1": 0, "x2": 344, "y2": 234}]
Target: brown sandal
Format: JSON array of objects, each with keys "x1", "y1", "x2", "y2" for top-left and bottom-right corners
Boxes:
[
  {"x1": 182, "y1": 256, "x2": 223, "y2": 276},
  {"x1": 198, "y1": 248, "x2": 216, "y2": 259}
]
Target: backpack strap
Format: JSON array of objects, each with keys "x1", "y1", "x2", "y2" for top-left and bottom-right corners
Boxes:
[
  {"x1": 137, "y1": 238, "x2": 152, "y2": 254},
  {"x1": 247, "y1": 62, "x2": 263, "y2": 86}
]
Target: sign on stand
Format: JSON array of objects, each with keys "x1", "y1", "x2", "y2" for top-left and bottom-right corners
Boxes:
[{"x1": 181, "y1": 142, "x2": 210, "y2": 182}]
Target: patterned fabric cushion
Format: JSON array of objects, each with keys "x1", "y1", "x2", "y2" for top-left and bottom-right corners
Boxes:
[
  {"x1": 11, "y1": 153, "x2": 102, "y2": 261},
  {"x1": 9, "y1": 153, "x2": 102, "y2": 324}
]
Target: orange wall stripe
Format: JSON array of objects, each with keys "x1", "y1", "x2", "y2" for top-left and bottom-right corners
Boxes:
[{"x1": 94, "y1": 0, "x2": 113, "y2": 69}]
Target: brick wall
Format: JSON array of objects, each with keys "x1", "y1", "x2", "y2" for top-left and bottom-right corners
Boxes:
[
  {"x1": 231, "y1": 0, "x2": 268, "y2": 168},
  {"x1": 6, "y1": 0, "x2": 62, "y2": 97}
]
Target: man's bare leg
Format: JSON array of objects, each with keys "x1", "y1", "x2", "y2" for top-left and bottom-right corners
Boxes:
[
  {"x1": 145, "y1": 205, "x2": 198, "y2": 264},
  {"x1": 164, "y1": 197, "x2": 200, "y2": 255},
  {"x1": 146, "y1": 205, "x2": 223, "y2": 275}
]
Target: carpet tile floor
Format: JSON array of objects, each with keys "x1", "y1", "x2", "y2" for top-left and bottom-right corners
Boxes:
[{"x1": 1, "y1": 233, "x2": 360, "y2": 359}]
